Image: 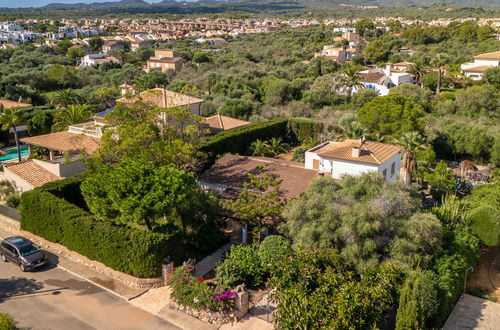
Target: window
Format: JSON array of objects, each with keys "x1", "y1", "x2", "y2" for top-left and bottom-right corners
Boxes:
[
  {"x1": 313, "y1": 159, "x2": 320, "y2": 170},
  {"x1": 391, "y1": 162, "x2": 395, "y2": 176},
  {"x1": 382, "y1": 169, "x2": 387, "y2": 181}
]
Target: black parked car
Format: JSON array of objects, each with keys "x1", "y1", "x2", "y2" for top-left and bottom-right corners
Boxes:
[{"x1": 0, "y1": 236, "x2": 47, "y2": 271}]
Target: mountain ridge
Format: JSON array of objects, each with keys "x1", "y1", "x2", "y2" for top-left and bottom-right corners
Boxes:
[{"x1": 40, "y1": 0, "x2": 500, "y2": 10}]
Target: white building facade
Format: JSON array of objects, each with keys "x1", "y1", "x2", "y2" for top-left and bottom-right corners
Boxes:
[
  {"x1": 305, "y1": 140, "x2": 402, "y2": 182},
  {"x1": 460, "y1": 51, "x2": 500, "y2": 80}
]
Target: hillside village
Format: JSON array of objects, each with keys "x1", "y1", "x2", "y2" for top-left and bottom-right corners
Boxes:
[{"x1": 0, "y1": 4, "x2": 499, "y2": 330}]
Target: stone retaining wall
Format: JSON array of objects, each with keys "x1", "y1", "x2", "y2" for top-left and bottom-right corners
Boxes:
[
  {"x1": 169, "y1": 301, "x2": 236, "y2": 324},
  {"x1": 0, "y1": 213, "x2": 163, "y2": 289}
]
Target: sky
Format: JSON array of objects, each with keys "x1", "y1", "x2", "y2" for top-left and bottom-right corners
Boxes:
[{"x1": 0, "y1": 0, "x2": 168, "y2": 8}]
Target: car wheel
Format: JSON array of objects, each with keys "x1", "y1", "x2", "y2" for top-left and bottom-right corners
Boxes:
[
  {"x1": 1, "y1": 253, "x2": 7, "y2": 262},
  {"x1": 19, "y1": 263, "x2": 27, "y2": 272}
]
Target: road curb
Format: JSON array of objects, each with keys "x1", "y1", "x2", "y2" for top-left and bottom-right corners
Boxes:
[{"x1": 56, "y1": 264, "x2": 131, "y2": 301}]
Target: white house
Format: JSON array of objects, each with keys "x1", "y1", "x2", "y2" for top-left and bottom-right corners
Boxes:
[
  {"x1": 357, "y1": 64, "x2": 414, "y2": 96},
  {"x1": 460, "y1": 50, "x2": 500, "y2": 80},
  {"x1": 304, "y1": 139, "x2": 402, "y2": 182},
  {"x1": 79, "y1": 54, "x2": 120, "y2": 67}
]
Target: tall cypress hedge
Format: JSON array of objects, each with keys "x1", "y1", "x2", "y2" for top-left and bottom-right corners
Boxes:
[{"x1": 19, "y1": 181, "x2": 186, "y2": 278}]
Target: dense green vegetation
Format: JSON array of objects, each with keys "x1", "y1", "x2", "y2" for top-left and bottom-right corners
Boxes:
[
  {"x1": 19, "y1": 177, "x2": 224, "y2": 277},
  {"x1": 2, "y1": 12, "x2": 498, "y2": 328}
]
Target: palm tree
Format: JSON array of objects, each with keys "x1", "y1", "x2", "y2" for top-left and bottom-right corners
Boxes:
[
  {"x1": 52, "y1": 104, "x2": 93, "y2": 132},
  {"x1": 52, "y1": 89, "x2": 84, "y2": 108},
  {"x1": 267, "y1": 137, "x2": 288, "y2": 156},
  {"x1": 408, "y1": 61, "x2": 428, "y2": 87},
  {"x1": 397, "y1": 131, "x2": 425, "y2": 184},
  {"x1": 342, "y1": 66, "x2": 364, "y2": 98},
  {"x1": 0, "y1": 108, "x2": 23, "y2": 162},
  {"x1": 342, "y1": 122, "x2": 366, "y2": 139},
  {"x1": 432, "y1": 54, "x2": 448, "y2": 94},
  {"x1": 250, "y1": 139, "x2": 270, "y2": 157}
]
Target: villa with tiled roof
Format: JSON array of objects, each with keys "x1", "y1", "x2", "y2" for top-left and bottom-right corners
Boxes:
[
  {"x1": 461, "y1": 50, "x2": 500, "y2": 80},
  {"x1": 305, "y1": 138, "x2": 402, "y2": 182},
  {"x1": 116, "y1": 88, "x2": 204, "y2": 116},
  {"x1": 3, "y1": 122, "x2": 102, "y2": 192},
  {"x1": 203, "y1": 113, "x2": 250, "y2": 133}
]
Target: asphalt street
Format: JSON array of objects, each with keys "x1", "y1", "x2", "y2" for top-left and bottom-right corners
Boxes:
[{"x1": 0, "y1": 246, "x2": 180, "y2": 330}]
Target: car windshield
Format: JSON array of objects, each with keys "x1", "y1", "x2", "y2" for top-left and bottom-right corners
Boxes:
[{"x1": 18, "y1": 243, "x2": 39, "y2": 256}]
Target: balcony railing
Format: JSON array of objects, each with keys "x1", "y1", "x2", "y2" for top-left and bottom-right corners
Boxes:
[{"x1": 68, "y1": 122, "x2": 102, "y2": 138}]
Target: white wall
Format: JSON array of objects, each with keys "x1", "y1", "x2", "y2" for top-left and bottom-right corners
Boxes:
[
  {"x1": 305, "y1": 149, "x2": 402, "y2": 182},
  {"x1": 3, "y1": 168, "x2": 35, "y2": 192},
  {"x1": 33, "y1": 159, "x2": 87, "y2": 178},
  {"x1": 473, "y1": 59, "x2": 499, "y2": 66},
  {"x1": 376, "y1": 152, "x2": 401, "y2": 183},
  {"x1": 330, "y1": 159, "x2": 379, "y2": 179}
]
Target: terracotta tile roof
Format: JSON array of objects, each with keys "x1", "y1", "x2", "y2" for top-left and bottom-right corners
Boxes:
[
  {"x1": 359, "y1": 73, "x2": 386, "y2": 83},
  {"x1": 0, "y1": 99, "x2": 32, "y2": 109},
  {"x1": 463, "y1": 65, "x2": 495, "y2": 72},
  {"x1": 147, "y1": 57, "x2": 183, "y2": 64},
  {"x1": 204, "y1": 113, "x2": 250, "y2": 132},
  {"x1": 315, "y1": 139, "x2": 402, "y2": 165},
  {"x1": 117, "y1": 88, "x2": 204, "y2": 108},
  {"x1": 198, "y1": 154, "x2": 321, "y2": 200},
  {"x1": 94, "y1": 56, "x2": 119, "y2": 63},
  {"x1": 473, "y1": 51, "x2": 500, "y2": 60},
  {"x1": 4, "y1": 160, "x2": 62, "y2": 187},
  {"x1": 20, "y1": 131, "x2": 101, "y2": 154},
  {"x1": 393, "y1": 61, "x2": 414, "y2": 66}
]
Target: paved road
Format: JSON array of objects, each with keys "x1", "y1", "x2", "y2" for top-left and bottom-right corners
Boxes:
[{"x1": 0, "y1": 253, "x2": 180, "y2": 330}]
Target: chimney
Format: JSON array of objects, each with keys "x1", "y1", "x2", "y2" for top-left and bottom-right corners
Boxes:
[
  {"x1": 385, "y1": 64, "x2": 392, "y2": 76},
  {"x1": 352, "y1": 146, "x2": 361, "y2": 158}
]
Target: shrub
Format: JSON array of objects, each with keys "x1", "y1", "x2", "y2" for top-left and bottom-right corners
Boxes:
[
  {"x1": 468, "y1": 205, "x2": 500, "y2": 246},
  {"x1": 291, "y1": 145, "x2": 308, "y2": 162},
  {"x1": 258, "y1": 235, "x2": 293, "y2": 272},
  {"x1": 215, "y1": 244, "x2": 265, "y2": 289},
  {"x1": 5, "y1": 194, "x2": 20, "y2": 208},
  {"x1": 0, "y1": 312, "x2": 16, "y2": 330},
  {"x1": 430, "y1": 226, "x2": 480, "y2": 326},
  {"x1": 172, "y1": 265, "x2": 235, "y2": 312},
  {"x1": 0, "y1": 179, "x2": 15, "y2": 200},
  {"x1": 19, "y1": 182, "x2": 188, "y2": 278},
  {"x1": 395, "y1": 270, "x2": 439, "y2": 330}
]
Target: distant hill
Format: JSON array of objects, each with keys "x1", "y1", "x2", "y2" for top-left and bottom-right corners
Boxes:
[
  {"x1": 43, "y1": 0, "x2": 149, "y2": 9},
  {"x1": 40, "y1": 0, "x2": 500, "y2": 10}
]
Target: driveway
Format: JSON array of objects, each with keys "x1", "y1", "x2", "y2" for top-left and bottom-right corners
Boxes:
[{"x1": 0, "y1": 254, "x2": 180, "y2": 330}]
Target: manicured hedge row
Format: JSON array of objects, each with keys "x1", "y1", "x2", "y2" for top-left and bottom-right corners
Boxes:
[
  {"x1": 200, "y1": 117, "x2": 323, "y2": 171},
  {"x1": 19, "y1": 182, "x2": 185, "y2": 278},
  {"x1": 287, "y1": 118, "x2": 324, "y2": 144},
  {"x1": 201, "y1": 118, "x2": 290, "y2": 156}
]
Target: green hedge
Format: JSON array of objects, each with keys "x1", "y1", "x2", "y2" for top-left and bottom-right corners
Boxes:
[
  {"x1": 201, "y1": 118, "x2": 289, "y2": 156},
  {"x1": 468, "y1": 205, "x2": 500, "y2": 246},
  {"x1": 287, "y1": 118, "x2": 324, "y2": 144},
  {"x1": 199, "y1": 117, "x2": 323, "y2": 171},
  {"x1": 19, "y1": 182, "x2": 186, "y2": 278}
]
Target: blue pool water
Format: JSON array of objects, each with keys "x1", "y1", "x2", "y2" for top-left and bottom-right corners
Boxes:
[{"x1": 0, "y1": 146, "x2": 29, "y2": 162}]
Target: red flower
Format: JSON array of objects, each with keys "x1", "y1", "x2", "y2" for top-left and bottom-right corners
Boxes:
[{"x1": 198, "y1": 278, "x2": 205, "y2": 283}]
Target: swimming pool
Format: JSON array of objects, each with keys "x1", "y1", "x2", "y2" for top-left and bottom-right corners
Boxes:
[{"x1": 0, "y1": 146, "x2": 29, "y2": 162}]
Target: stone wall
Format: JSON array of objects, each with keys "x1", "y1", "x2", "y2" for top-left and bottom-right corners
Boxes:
[
  {"x1": 0, "y1": 212, "x2": 163, "y2": 289},
  {"x1": 169, "y1": 301, "x2": 236, "y2": 324}
]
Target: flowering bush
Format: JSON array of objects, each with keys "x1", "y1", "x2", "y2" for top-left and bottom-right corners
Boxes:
[{"x1": 171, "y1": 265, "x2": 235, "y2": 312}]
